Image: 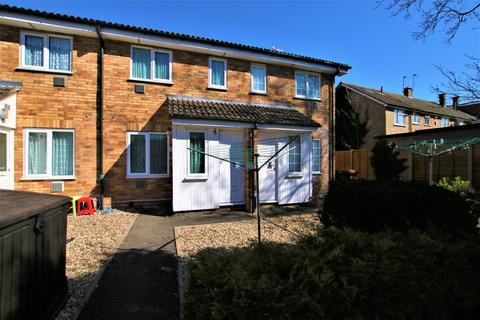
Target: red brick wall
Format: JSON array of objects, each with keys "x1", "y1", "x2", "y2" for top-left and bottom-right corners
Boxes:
[
  {"x1": 0, "y1": 25, "x2": 99, "y2": 196},
  {"x1": 0, "y1": 24, "x2": 333, "y2": 205}
]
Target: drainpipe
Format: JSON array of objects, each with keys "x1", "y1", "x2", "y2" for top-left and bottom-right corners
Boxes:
[
  {"x1": 96, "y1": 25, "x2": 105, "y2": 209},
  {"x1": 329, "y1": 68, "x2": 340, "y2": 181}
]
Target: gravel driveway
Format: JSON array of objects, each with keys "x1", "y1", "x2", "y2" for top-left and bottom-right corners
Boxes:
[{"x1": 55, "y1": 211, "x2": 137, "y2": 320}]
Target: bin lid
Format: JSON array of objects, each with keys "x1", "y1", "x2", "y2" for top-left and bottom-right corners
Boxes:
[{"x1": 0, "y1": 190, "x2": 70, "y2": 229}]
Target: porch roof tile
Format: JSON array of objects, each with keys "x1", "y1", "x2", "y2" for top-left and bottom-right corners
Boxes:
[{"x1": 168, "y1": 96, "x2": 321, "y2": 127}]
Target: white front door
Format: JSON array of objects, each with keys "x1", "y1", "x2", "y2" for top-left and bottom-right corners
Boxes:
[
  {"x1": 258, "y1": 132, "x2": 278, "y2": 203},
  {"x1": 0, "y1": 129, "x2": 12, "y2": 190},
  {"x1": 219, "y1": 130, "x2": 245, "y2": 205}
]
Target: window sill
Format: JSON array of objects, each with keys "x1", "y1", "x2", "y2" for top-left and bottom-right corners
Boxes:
[
  {"x1": 126, "y1": 175, "x2": 170, "y2": 179},
  {"x1": 249, "y1": 91, "x2": 267, "y2": 96},
  {"x1": 183, "y1": 175, "x2": 208, "y2": 181},
  {"x1": 21, "y1": 176, "x2": 76, "y2": 181},
  {"x1": 412, "y1": 122, "x2": 420, "y2": 125},
  {"x1": 393, "y1": 123, "x2": 406, "y2": 127},
  {"x1": 294, "y1": 96, "x2": 321, "y2": 102},
  {"x1": 16, "y1": 67, "x2": 73, "y2": 75},
  {"x1": 207, "y1": 86, "x2": 228, "y2": 91},
  {"x1": 287, "y1": 173, "x2": 303, "y2": 178},
  {"x1": 313, "y1": 172, "x2": 322, "y2": 175},
  {"x1": 127, "y1": 78, "x2": 173, "y2": 85}
]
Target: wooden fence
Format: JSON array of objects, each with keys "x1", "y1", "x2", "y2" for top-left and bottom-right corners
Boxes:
[{"x1": 335, "y1": 145, "x2": 480, "y2": 190}]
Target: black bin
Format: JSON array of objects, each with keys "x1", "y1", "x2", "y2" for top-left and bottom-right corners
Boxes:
[{"x1": 0, "y1": 190, "x2": 70, "y2": 320}]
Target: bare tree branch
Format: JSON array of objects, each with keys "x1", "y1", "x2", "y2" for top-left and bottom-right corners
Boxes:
[{"x1": 433, "y1": 56, "x2": 480, "y2": 101}]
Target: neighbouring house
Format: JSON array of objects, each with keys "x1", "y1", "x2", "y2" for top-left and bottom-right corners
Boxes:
[
  {"x1": 0, "y1": 5, "x2": 350, "y2": 212},
  {"x1": 459, "y1": 101, "x2": 480, "y2": 119},
  {"x1": 336, "y1": 83, "x2": 477, "y2": 149}
]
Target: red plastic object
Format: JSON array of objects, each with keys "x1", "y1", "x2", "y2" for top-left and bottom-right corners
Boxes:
[{"x1": 77, "y1": 196, "x2": 95, "y2": 216}]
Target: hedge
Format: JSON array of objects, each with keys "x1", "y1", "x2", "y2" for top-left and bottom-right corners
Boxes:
[
  {"x1": 321, "y1": 179, "x2": 479, "y2": 236},
  {"x1": 184, "y1": 229, "x2": 480, "y2": 320}
]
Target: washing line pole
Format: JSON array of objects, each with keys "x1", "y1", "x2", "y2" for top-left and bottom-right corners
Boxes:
[{"x1": 254, "y1": 153, "x2": 261, "y2": 245}]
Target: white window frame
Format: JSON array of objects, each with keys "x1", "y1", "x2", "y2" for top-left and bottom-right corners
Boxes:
[
  {"x1": 208, "y1": 57, "x2": 228, "y2": 90},
  {"x1": 250, "y1": 63, "x2": 267, "y2": 94},
  {"x1": 23, "y1": 128, "x2": 75, "y2": 180},
  {"x1": 126, "y1": 132, "x2": 169, "y2": 178},
  {"x1": 441, "y1": 117, "x2": 450, "y2": 127},
  {"x1": 19, "y1": 31, "x2": 73, "y2": 73},
  {"x1": 130, "y1": 45, "x2": 173, "y2": 84},
  {"x1": 394, "y1": 109, "x2": 406, "y2": 126},
  {"x1": 294, "y1": 71, "x2": 321, "y2": 100},
  {"x1": 425, "y1": 115, "x2": 431, "y2": 126},
  {"x1": 412, "y1": 112, "x2": 420, "y2": 125},
  {"x1": 312, "y1": 139, "x2": 321, "y2": 174},
  {"x1": 287, "y1": 135, "x2": 302, "y2": 176},
  {"x1": 186, "y1": 130, "x2": 208, "y2": 179}
]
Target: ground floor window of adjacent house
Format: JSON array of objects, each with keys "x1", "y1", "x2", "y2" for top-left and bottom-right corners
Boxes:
[
  {"x1": 189, "y1": 132, "x2": 206, "y2": 175},
  {"x1": 288, "y1": 136, "x2": 302, "y2": 174},
  {"x1": 25, "y1": 129, "x2": 74, "y2": 179},
  {"x1": 127, "y1": 132, "x2": 168, "y2": 178}
]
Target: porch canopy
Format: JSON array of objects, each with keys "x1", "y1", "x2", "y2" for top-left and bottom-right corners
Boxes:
[{"x1": 168, "y1": 95, "x2": 322, "y2": 169}]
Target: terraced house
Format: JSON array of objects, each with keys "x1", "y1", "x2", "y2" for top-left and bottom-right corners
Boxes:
[
  {"x1": 337, "y1": 83, "x2": 477, "y2": 149},
  {"x1": 0, "y1": 5, "x2": 350, "y2": 212}
]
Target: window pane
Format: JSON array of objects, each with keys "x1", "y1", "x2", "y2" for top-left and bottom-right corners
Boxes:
[
  {"x1": 312, "y1": 140, "x2": 321, "y2": 173},
  {"x1": 130, "y1": 135, "x2": 146, "y2": 173},
  {"x1": 252, "y1": 66, "x2": 266, "y2": 92},
  {"x1": 150, "y1": 134, "x2": 168, "y2": 174},
  {"x1": 154, "y1": 52, "x2": 170, "y2": 80},
  {"x1": 28, "y1": 132, "x2": 47, "y2": 175},
  {"x1": 190, "y1": 132, "x2": 205, "y2": 174},
  {"x1": 307, "y1": 74, "x2": 320, "y2": 99},
  {"x1": 296, "y1": 73, "x2": 306, "y2": 97},
  {"x1": 132, "y1": 48, "x2": 151, "y2": 79},
  {"x1": 25, "y1": 35, "x2": 43, "y2": 67},
  {"x1": 211, "y1": 60, "x2": 225, "y2": 86},
  {"x1": 288, "y1": 136, "x2": 301, "y2": 173},
  {"x1": 49, "y1": 37, "x2": 71, "y2": 71},
  {"x1": 52, "y1": 132, "x2": 74, "y2": 176},
  {"x1": 0, "y1": 133, "x2": 6, "y2": 172}
]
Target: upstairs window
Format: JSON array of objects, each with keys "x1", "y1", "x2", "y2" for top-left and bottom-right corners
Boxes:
[
  {"x1": 295, "y1": 71, "x2": 320, "y2": 100},
  {"x1": 425, "y1": 115, "x2": 431, "y2": 126},
  {"x1": 20, "y1": 32, "x2": 72, "y2": 72},
  {"x1": 131, "y1": 46, "x2": 172, "y2": 83},
  {"x1": 288, "y1": 136, "x2": 302, "y2": 173},
  {"x1": 251, "y1": 63, "x2": 266, "y2": 93},
  {"x1": 312, "y1": 139, "x2": 321, "y2": 174},
  {"x1": 412, "y1": 112, "x2": 420, "y2": 124},
  {"x1": 394, "y1": 109, "x2": 406, "y2": 126},
  {"x1": 208, "y1": 58, "x2": 227, "y2": 89},
  {"x1": 441, "y1": 117, "x2": 450, "y2": 127}
]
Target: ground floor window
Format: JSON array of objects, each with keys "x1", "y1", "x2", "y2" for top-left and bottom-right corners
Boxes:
[
  {"x1": 24, "y1": 128, "x2": 75, "y2": 179},
  {"x1": 312, "y1": 139, "x2": 321, "y2": 174},
  {"x1": 288, "y1": 136, "x2": 301, "y2": 173},
  {"x1": 189, "y1": 132, "x2": 206, "y2": 175},
  {"x1": 127, "y1": 132, "x2": 168, "y2": 178}
]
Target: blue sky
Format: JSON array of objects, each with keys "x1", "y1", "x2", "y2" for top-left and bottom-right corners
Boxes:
[{"x1": 3, "y1": 0, "x2": 478, "y2": 103}]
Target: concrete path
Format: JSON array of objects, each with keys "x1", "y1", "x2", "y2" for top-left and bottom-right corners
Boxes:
[{"x1": 78, "y1": 210, "x2": 251, "y2": 320}]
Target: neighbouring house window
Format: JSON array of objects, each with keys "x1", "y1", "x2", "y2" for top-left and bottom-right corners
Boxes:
[
  {"x1": 24, "y1": 129, "x2": 74, "y2": 179},
  {"x1": 251, "y1": 63, "x2": 266, "y2": 93},
  {"x1": 189, "y1": 132, "x2": 206, "y2": 174},
  {"x1": 288, "y1": 136, "x2": 301, "y2": 173},
  {"x1": 312, "y1": 139, "x2": 321, "y2": 174},
  {"x1": 131, "y1": 46, "x2": 172, "y2": 82},
  {"x1": 458, "y1": 120, "x2": 465, "y2": 126},
  {"x1": 394, "y1": 109, "x2": 406, "y2": 126},
  {"x1": 295, "y1": 71, "x2": 320, "y2": 100},
  {"x1": 412, "y1": 112, "x2": 420, "y2": 124},
  {"x1": 425, "y1": 115, "x2": 431, "y2": 126},
  {"x1": 127, "y1": 132, "x2": 168, "y2": 178},
  {"x1": 21, "y1": 32, "x2": 72, "y2": 72},
  {"x1": 209, "y1": 58, "x2": 227, "y2": 89},
  {"x1": 441, "y1": 117, "x2": 450, "y2": 127}
]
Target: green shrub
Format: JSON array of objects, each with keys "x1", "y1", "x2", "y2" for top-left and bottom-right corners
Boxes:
[
  {"x1": 322, "y1": 179, "x2": 478, "y2": 236},
  {"x1": 371, "y1": 140, "x2": 408, "y2": 182},
  {"x1": 437, "y1": 176, "x2": 475, "y2": 198},
  {"x1": 184, "y1": 229, "x2": 480, "y2": 320}
]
